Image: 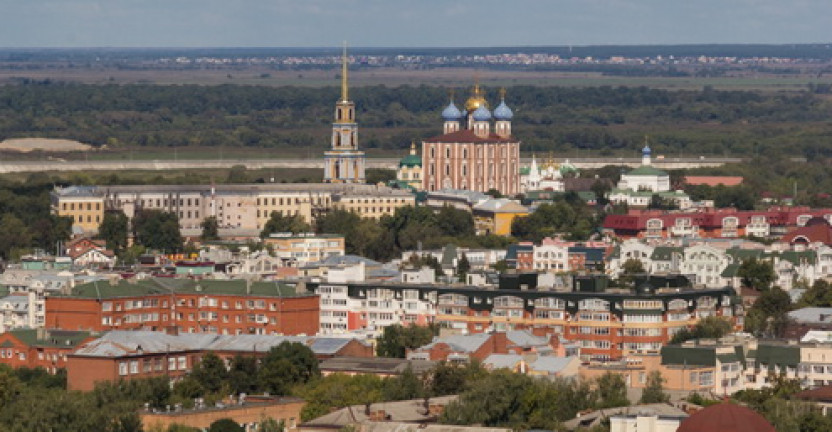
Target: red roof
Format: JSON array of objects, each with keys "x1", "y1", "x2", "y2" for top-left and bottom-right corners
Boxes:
[
  {"x1": 795, "y1": 384, "x2": 832, "y2": 402},
  {"x1": 685, "y1": 176, "x2": 744, "y2": 187},
  {"x1": 603, "y1": 206, "x2": 832, "y2": 231},
  {"x1": 676, "y1": 402, "x2": 774, "y2": 432},
  {"x1": 782, "y1": 217, "x2": 832, "y2": 245},
  {"x1": 424, "y1": 129, "x2": 516, "y2": 144}
]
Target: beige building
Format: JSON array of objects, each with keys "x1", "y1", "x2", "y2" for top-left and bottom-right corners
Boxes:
[
  {"x1": 264, "y1": 233, "x2": 345, "y2": 264},
  {"x1": 52, "y1": 184, "x2": 414, "y2": 236}
]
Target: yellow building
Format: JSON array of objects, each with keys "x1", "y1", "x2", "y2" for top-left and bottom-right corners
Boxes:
[
  {"x1": 472, "y1": 198, "x2": 529, "y2": 236},
  {"x1": 331, "y1": 189, "x2": 416, "y2": 219},
  {"x1": 396, "y1": 142, "x2": 423, "y2": 190},
  {"x1": 51, "y1": 186, "x2": 105, "y2": 236}
]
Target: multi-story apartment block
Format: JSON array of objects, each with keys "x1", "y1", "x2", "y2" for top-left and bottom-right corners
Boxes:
[
  {"x1": 45, "y1": 278, "x2": 319, "y2": 336},
  {"x1": 52, "y1": 184, "x2": 415, "y2": 236},
  {"x1": 67, "y1": 330, "x2": 372, "y2": 391},
  {"x1": 604, "y1": 206, "x2": 832, "y2": 240},
  {"x1": 0, "y1": 329, "x2": 93, "y2": 373},
  {"x1": 311, "y1": 274, "x2": 741, "y2": 362},
  {"x1": 0, "y1": 292, "x2": 42, "y2": 331}
]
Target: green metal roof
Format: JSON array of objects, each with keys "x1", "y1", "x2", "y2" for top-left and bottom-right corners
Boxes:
[
  {"x1": 626, "y1": 166, "x2": 668, "y2": 177},
  {"x1": 726, "y1": 248, "x2": 763, "y2": 261},
  {"x1": 755, "y1": 344, "x2": 800, "y2": 371},
  {"x1": 60, "y1": 278, "x2": 302, "y2": 299},
  {"x1": 7, "y1": 329, "x2": 91, "y2": 348},
  {"x1": 652, "y1": 246, "x2": 683, "y2": 261},
  {"x1": 399, "y1": 154, "x2": 422, "y2": 168},
  {"x1": 721, "y1": 264, "x2": 741, "y2": 278},
  {"x1": 717, "y1": 353, "x2": 739, "y2": 364},
  {"x1": 777, "y1": 250, "x2": 817, "y2": 266},
  {"x1": 661, "y1": 346, "x2": 717, "y2": 367}
]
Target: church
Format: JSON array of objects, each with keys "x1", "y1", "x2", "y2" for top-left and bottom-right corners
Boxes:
[
  {"x1": 421, "y1": 85, "x2": 521, "y2": 196},
  {"x1": 323, "y1": 46, "x2": 366, "y2": 184}
]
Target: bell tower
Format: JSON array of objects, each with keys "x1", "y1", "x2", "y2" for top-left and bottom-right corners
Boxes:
[{"x1": 324, "y1": 42, "x2": 366, "y2": 184}]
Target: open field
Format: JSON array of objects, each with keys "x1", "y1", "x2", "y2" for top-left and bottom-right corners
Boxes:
[{"x1": 3, "y1": 66, "x2": 832, "y2": 91}]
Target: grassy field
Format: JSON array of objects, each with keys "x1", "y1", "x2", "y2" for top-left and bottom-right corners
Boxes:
[
  {"x1": 2, "y1": 166, "x2": 325, "y2": 185},
  {"x1": 3, "y1": 66, "x2": 832, "y2": 92}
]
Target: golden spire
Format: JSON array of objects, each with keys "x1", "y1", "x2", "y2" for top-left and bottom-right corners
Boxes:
[
  {"x1": 499, "y1": 87, "x2": 506, "y2": 101},
  {"x1": 410, "y1": 140, "x2": 416, "y2": 155},
  {"x1": 341, "y1": 41, "x2": 349, "y2": 102}
]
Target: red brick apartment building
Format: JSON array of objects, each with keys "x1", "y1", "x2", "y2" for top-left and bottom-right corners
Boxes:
[
  {"x1": 45, "y1": 278, "x2": 319, "y2": 335},
  {"x1": 0, "y1": 329, "x2": 93, "y2": 373},
  {"x1": 603, "y1": 206, "x2": 832, "y2": 239},
  {"x1": 67, "y1": 330, "x2": 372, "y2": 391}
]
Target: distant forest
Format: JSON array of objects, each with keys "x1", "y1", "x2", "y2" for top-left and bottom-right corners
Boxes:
[
  {"x1": 4, "y1": 44, "x2": 832, "y2": 62},
  {"x1": 1, "y1": 82, "x2": 832, "y2": 158}
]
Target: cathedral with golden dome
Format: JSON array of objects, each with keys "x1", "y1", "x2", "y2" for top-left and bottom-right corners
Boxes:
[{"x1": 421, "y1": 84, "x2": 521, "y2": 195}]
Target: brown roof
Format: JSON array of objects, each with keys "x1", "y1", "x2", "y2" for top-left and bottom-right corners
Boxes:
[
  {"x1": 782, "y1": 217, "x2": 832, "y2": 246},
  {"x1": 423, "y1": 129, "x2": 517, "y2": 144},
  {"x1": 684, "y1": 176, "x2": 744, "y2": 187},
  {"x1": 794, "y1": 385, "x2": 832, "y2": 402},
  {"x1": 676, "y1": 402, "x2": 774, "y2": 432}
]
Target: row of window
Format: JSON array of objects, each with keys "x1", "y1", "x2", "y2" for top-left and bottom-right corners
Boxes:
[{"x1": 118, "y1": 356, "x2": 187, "y2": 376}]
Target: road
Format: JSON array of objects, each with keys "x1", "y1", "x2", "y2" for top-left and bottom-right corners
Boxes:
[{"x1": 0, "y1": 157, "x2": 744, "y2": 174}]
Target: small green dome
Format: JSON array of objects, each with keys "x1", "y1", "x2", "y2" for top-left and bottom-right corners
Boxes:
[{"x1": 399, "y1": 154, "x2": 422, "y2": 168}]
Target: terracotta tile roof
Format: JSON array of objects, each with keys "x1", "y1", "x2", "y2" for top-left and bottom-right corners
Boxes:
[
  {"x1": 684, "y1": 176, "x2": 744, "y2": 187},
  {"x1": 424, "y1": 129, "x2": 516, "y2": 144},
  {"x1": 794, "y1": 385, "x2": 832, "y2": 402},
  {"x1": 782, "y1": 217, "x2": 832, "y2": 246},
  {"x1": 676, "y1": 402, "x2": 775, "y2": 432}
]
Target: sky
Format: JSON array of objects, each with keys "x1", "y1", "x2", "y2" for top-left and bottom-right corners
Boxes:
[{"x1": 0, "y1": 0, "x2": 830, "y2": 48}]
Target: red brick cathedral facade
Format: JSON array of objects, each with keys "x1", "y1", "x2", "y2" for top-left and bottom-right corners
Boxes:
[{"x1": 422, "y1": 86, "x2": 521, "y2": 196}]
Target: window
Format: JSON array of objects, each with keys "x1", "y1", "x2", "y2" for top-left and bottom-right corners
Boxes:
[
  {"x1": 129, "y1": 360, "x2": 139, "y2": 374},
  {"x1": 178, "y1": 356, "x2": 187, "y2": 370},
  {"x1": 119, "y1": 362, "x2": 129, "y2": 376}
]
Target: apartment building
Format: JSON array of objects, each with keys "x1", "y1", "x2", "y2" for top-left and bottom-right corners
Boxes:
[
  {"x1": 67, "y1": 330, "x2": 371, "y2": 391},
  {"x1": 45, "y1": 278, "x2": 319, "y2": 336},
  {"x1": 604, "y1": 206, "x2": 832, "y2": 240},
  {"x1": 311, "y1": 274, "x2": 741, "y2": 362},
  {"x1": 51, "y1": 186, "x2": 105, "y2": 235},
  {"x1": 0, "y1": 329, "x2": 93, "y2": 373}
]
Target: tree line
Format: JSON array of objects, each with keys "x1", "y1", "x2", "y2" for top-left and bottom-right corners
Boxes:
[{"x1": 2, "y1": 82, "x2": 832, "y2": 158}]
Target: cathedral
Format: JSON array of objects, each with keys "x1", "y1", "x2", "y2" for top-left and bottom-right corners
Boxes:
[
  {"x1": 421, "y1": 85, "x2": 521, "y2": 196},
  {"x1": 323, "y1": 45, "x2": 366, "y2": 184}
]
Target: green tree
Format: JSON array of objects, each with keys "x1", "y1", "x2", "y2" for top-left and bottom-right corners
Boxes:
[
  {"x1": 98, "y1": 211, "x2": 129, "y2": 253},
  {"x1": 798, "y1": 280, "x2": 832, "y2": 307},
  {"x1": 738, "y1": 257, "x2": 776, "y2": 291},
  {"x1": 227, "y1": 355, "x2": 258, "y2": 395},
  {"x1": 261, "y1": 212, "x2": 311, "y2": 237},
  {"x1": 200, "y1": 216, "x2": 219, "y2": 241},
  {"x1": 376, "y1": 324, "x2": 437, "y2": 358},
  {"x1": 226, "y1": 165, "x2": 248, "y2": 183},
  {"x1": 258, "y1": 417, "x2": 285, "y2": 432},
  {"x1": 258, "y1": 342, "x2": 320, "y2": 395},
  {"x1": 744, "y1": 287, "x2": 792, "y2": 337},
  {"x1": 639, "y1": 371, "x2": 670, "y2": 404},
  {"x1": 208, "y1": 418, "x2": 244, "y2": 432},
  {"x1": 456, "y1": 253, "x2": 471, "y2": 281},
  {"x1": 132, "y1": 210, "x2": 183, "y2": 253},
  {"x1": 670, "y1": 316, "x2": 734, "y2": 344},
  {"x1": 189, "y1": 353, "x2": 229, "y2": 394},
  {"x1": 595, "y1": 372, "x2": 630, "y2": 409},
  {"x1": 0, "y1": 213, "x2": 32, "y2": 260}
]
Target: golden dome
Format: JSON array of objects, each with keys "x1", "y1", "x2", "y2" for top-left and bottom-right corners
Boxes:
[{"x1": 464, "y1": 84, "x2": 489, "y2": 112}]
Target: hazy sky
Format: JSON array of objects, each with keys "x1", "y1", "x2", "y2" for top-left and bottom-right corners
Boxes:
[{"x1": 0, "y1": 0, "x2": 830, "y2": 48}]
